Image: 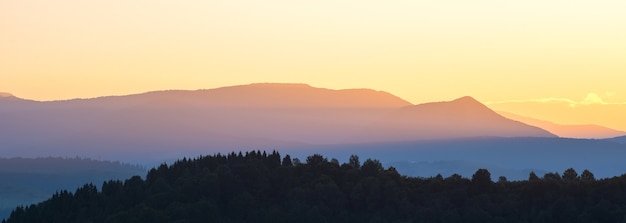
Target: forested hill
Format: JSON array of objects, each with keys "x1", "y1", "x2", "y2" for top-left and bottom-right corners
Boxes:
[
  {"x1": 0, "y1": 157, "x2": 145, "y2": 220},
  {"x1": 5, "y1": 151, "x2": 626, "y2": 223}
]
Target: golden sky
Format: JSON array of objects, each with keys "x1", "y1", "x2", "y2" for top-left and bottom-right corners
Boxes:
[{"x1": 2, "y1": 1, "x2": 626, "y2": 129}]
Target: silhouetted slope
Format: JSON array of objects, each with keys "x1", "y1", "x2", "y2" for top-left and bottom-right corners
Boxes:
[
  {"x1": 607, "y1": 135, "x2": 626, "y2": 144},
  {"x1": 0, "y1": 158, "x2": 145, "y2": 220},
  {"x1": 0, "y1": 84, "x2": 411, "y2": 160},
  {"x1": 487, "y1": 99, "x2": 626, "y2": 134},
  {"x1": 1, "y1": 84, "x2": 557, "y2": 164},
  {"x1": 0, "y1": 93, "x2": 35, "y2": 102},
  {"x1": 187, "y1": 83, "x2": 413, "y2": 108},
  {"x1": 0, "y1": 93, "x2": 14, "y2": 98},
  {"x1": 5, "y1": 152, "x2": 626, "y2": 223},
  {"x1": 54, "y1": 83, "x2": 412, "y2": 109},
  {"x1": 499, "y1": 111, "x2": 626, "y2": 139},
  {"x1": 0, "y1": 93, "x2": 40, "y2": 112},
  {"x1": 363, "y1": 96, "x2": 555, "y2": 141},
  {"x1": 0, "y1": 93, "x2": 24, "y2": 103},
  {"x1": 290, "y1": 137, "x2": 626, "y2": 180}
]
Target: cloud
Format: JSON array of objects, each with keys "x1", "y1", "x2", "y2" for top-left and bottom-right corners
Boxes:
[
  {"x1": 605, "y1": 91, "x2": 616, "y2": 97},
  {"x1": 581, "y1": 93, "x2": 606, "y2": 105},
  {"x1": 485, "y1": 93, "x2": 626, "y2": 107}
]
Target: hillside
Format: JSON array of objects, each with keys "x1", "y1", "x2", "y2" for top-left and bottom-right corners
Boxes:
[
  {"x1": 287, "y1": 137, "x2": 626, "y2": 180},
  {"x1": 487, "y1": 99, "x2": 626, "y2": 134},
  {"x1": 499, "y1": 111, "x2": 626, "y2": 139},
  {"x1": 0, "y1": 158, "x2": 145, "y2": 219},
  {"x1": 4, "y1": 152, "x2": 626, "y2": 223},
  {"x1": 0, "y1": 93, "x2": 25, "y2": 104},
  {"x1": 0, "y1": 84, "x2": 556, "y2": 165},
  {"x1": 607, "y1": 135, "x2": 626, "y2": 144},
  {"x1": 362, "y1": 96, "x2": 555, "y2": 141}
]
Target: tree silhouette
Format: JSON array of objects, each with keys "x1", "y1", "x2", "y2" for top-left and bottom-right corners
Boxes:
[
  {"x1": 581, "y1": 169, "x2": 596, "y2": 182},
  {"x1": 471, "y1": 169, "x2": 492, "y2": 184},
  {"x1": 562, "y1": 168, "x2": 578, "y2": 182},
  {"x1": 348, "y1": 155, "x2": 360, "y2": 169},
  {"x1": 3, "y1": 152, "x2": 623, "y2": 223},
  {"x1": 281, "y1": 155, "x2": 293, "y2": 167},
  {"x1": 360, "y1": 159, "x2": 383, "y2": 177},
  {"x1": 497, "y1": 176, "x2": 507, "y2": 184},
  {"x1": 528, "y1": 171, "x2": 540, "y2": 182}
]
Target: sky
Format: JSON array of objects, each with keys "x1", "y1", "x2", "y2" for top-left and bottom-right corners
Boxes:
[{"x1": 2, "y1": 1, "x2": 626, "y2": 129}]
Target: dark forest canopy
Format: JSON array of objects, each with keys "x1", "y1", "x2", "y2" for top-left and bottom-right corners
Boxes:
[
  {"x1": 0, "y1": 157, "x2": 146, "y2": 220},
  {"x1": 5, "y1": 151, "x2": 626, "y2": 223}
]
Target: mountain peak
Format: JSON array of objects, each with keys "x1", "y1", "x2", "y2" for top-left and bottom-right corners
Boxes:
[
  {"x1": 0, "y1": 92, "x2": 14, "y2": 98},
  {"x1": 400, "y1": 96, "x2": 502, "y2": 120},
  {"x1": 366, "y1": 95, "x2": 556, "y2": 141},
  {"x1": 446, "y1": 96, "x2": 493, "y2": 113},
  {"x1": 451, "y1": 96, "x2": 482, "y2": 105}
]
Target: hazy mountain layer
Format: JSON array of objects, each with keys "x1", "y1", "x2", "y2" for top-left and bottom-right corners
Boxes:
[
  {"x1": 285, "y1": 137, "x2": 626, "y2": 180},
  {"x1": 607, "y1": 135, "x2": 626, "y2": 144},
  {"x1": 488, "y1": 100, "x2": 626, "y2": 133},
  {"x1": 499, "y1": 111, "x2": 626, "y2": 139},
  {"x1": 0, "y1": 83, "x2": 553, "y2": 164},
  {"x1": 362, "y1": 96, "x2": 555, "y2": 141}
]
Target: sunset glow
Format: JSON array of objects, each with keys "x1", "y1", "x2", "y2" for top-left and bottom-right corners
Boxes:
[{"x1": 2, "y1": 0, "x2": 626, "y2": 129}]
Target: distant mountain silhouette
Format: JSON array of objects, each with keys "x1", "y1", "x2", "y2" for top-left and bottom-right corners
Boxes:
[
  {"x1": 184, "y1": 83, "x2": 412, "y2": 108},
  {"x1": 288, "y1": 137, "x2": 626, "y2": 180},
  {"x1": 0, "y1": 93, "x2": 40, "y2": 113},
  {"x1": 487, "y1": 99, "x2": 626, "y2": 134},
  {"x1": 499, "y1": 111, "x2": 626, "y2": 139},
  {"x1": 606, "y1": 135, "x2": 626, "y2": 144},
  {"x1": 0, "y1": 84, "x2": 555, "y2": 164},
  {"x1": 387, "y1": 160, "x2": 546, "y2": 181},
  {"x1": 0, "y1": 93, "x2": 22, "y2": 102},
  {"x1": 58, "y1": 83, "x2": 412, "y2": 109},
  {"x1": 362, "y1": 96, "x2": 555, "y2": 141}
]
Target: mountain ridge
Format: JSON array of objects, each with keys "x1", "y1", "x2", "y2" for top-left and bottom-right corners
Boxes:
[
  {"x1": 0, "y1": 83, "x2": 555, "y2": 163},
  {"x1": 4, "y1": 83, "x2": 413, "y2": 108},
  {"x1": 362, "y1": 96, "x2": 556, "y2": 141},
  {"x1": 499, "y1": 111, "x2": 626, "y2": 139},
  {"x1": 607, "y1": 135, "x2": 626, "y2": 144}
]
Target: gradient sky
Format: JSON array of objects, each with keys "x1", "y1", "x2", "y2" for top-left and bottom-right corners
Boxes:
[{"x1": 2, "y1": 1, "x2": 626, "y2": 128}]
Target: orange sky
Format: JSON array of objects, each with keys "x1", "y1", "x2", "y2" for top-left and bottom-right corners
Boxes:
[{"x1": 2, "y1": 0, "x2": 626, "y2": 130}]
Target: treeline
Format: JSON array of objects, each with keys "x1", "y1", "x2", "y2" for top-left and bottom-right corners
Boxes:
[
  {"x1": 4, "y1": 151, "x2": 626, "y2": 223},
  {"x1": 0, "y1": 157, "x2": 145, "y2": 173},
  {"x1": 0, "y1": 157, "x2": 147, "y2": 219}
]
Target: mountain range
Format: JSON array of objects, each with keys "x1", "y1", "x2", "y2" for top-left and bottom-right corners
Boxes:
[
  {"x1": 363, "y1": 96, "x2": 553, "y2": 142},
  {"x1": 499, "y1": 111, "x2": 626, "y2": 139},
  {"x1": 0, "y1": 83, "x2": 558, "y2": 162},
  {"x1": 2, "y1": 83, "x2": 626, "y2": 180},
  {"x1": 608, "y1": 135, "x2": 626, "y2": 144}
]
